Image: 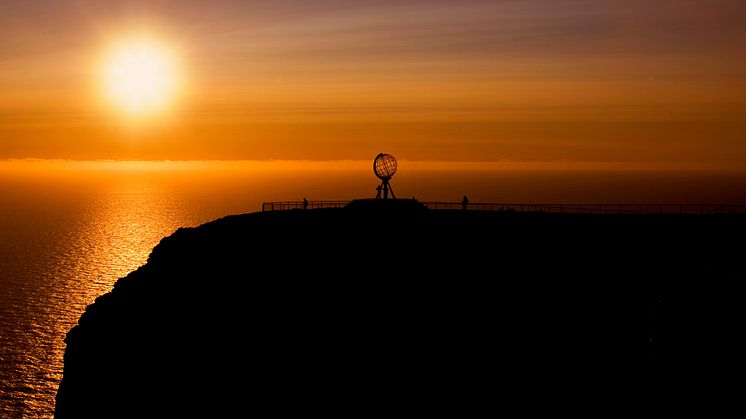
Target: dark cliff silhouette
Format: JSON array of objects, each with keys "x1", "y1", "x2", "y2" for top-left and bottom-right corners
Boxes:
[{"x1": 56, "y1": 201, "x2": 746, "y2": 417}]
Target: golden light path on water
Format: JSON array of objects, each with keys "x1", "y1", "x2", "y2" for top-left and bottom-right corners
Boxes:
[{"x1": 0, "y1": 177, "x2": 208, "y2": 417}]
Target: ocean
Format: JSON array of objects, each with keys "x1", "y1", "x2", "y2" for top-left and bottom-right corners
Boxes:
[{"x1": 1, "y1": 159, "x2": 745, "y2": 418}]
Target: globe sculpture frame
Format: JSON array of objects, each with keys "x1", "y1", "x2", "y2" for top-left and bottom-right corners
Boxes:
[{"x1": 373, "y1": 153, "x2": 397, "y2": 200}]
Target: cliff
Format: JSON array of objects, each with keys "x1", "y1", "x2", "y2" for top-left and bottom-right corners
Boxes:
[{"x1": 56, "y1": 201, "x2": 745, "y2": 416}]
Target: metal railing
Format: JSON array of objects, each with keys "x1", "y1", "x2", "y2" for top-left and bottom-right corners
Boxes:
[
  {"x1": 422, "y1": 202, "x2": 746, "y2": 214},
  {"x1": 261, "y1": 201, "x2": 349, "y2": 211},
  {"x1": 262, "y1": 200, "x2": 746, "y2": 215}
]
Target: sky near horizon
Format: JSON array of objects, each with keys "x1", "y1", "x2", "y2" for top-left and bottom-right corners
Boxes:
[{"x1": 1, "y1": 0, "x2": 745, "y2": 166}]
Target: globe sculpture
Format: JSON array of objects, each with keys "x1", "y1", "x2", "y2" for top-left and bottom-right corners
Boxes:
[{"x1": 373, "y1": 153, "x2": 397, "y2": 200}]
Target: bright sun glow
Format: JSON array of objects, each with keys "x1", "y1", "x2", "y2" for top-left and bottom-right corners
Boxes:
[{"x1": 102, "y1": 39, "x2": 179, "y2": 117}]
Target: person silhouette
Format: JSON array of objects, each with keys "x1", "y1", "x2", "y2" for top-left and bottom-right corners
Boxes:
[
  {"x1": 462, "y1": 195, "x2": 469, "y2": 210},
  {"x1": 375, "y1": 184, "x2": 382, "y2": 199},
  {"x1": 303, "y1": 198, "x2": 309, "y2": 210}
]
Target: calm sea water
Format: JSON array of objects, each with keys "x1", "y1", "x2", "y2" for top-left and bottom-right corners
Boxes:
[{"x1": 1, "y1": 160, "x2": 745, "y2": 418}]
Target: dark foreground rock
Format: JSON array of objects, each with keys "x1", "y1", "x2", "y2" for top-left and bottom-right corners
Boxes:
[{"x1": 56, "y1": 202, "x2": 745, "y2": 416}]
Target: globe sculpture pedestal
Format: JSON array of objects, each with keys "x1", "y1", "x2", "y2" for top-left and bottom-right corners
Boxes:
[{"x1": 373, "y1": 153, "x2": 397, "y2": 200}]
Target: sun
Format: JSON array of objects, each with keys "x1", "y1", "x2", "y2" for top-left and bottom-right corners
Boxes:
[{"x1": 101, "y1": 39, "x2": 180, "y2": 117}]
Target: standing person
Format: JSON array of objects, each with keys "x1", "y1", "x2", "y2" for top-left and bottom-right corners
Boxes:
[
  {"x1": 303, "y1": 198, "x2": 309, "y2": 210},
  {"x1": 462, "y1": 195, "x2": 469, "y2": 210},
  {"x1": 375, "y1": 184, "x2": 382, "y2": 199}
]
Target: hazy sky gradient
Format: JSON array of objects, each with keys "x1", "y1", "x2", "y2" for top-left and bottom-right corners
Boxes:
[{"x1": 1, "y1": 0, "x2": 744, "y2": 165}]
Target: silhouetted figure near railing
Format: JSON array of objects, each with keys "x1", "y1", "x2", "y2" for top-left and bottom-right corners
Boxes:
[
  {"x1": 303, "y1": 198, "x2": 309, "y2": 210},
  {"x1": 462, "y1": 195, "x2": 469, "y2": 210},
  {"x1": 375, "y1": 185, "x2": 382, "y2": 199}
]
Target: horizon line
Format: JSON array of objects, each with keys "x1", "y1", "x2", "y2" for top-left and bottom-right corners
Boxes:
[{"x1": 1, "y1": 158, "x2": 746, "y2": 173}]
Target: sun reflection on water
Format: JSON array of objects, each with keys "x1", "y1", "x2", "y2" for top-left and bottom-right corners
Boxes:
[{"x1": 0, "y1": 174, "x2": 208, "y2": 418}]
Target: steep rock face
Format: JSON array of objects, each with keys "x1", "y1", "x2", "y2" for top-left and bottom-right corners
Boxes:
[{"x1": 56, "y1": 206, "x2": 745, "y2": 416}]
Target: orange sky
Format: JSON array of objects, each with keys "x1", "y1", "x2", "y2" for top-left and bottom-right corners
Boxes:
[{"x1": 1, "y1": 0, "x2": 745, "y2": 167}]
